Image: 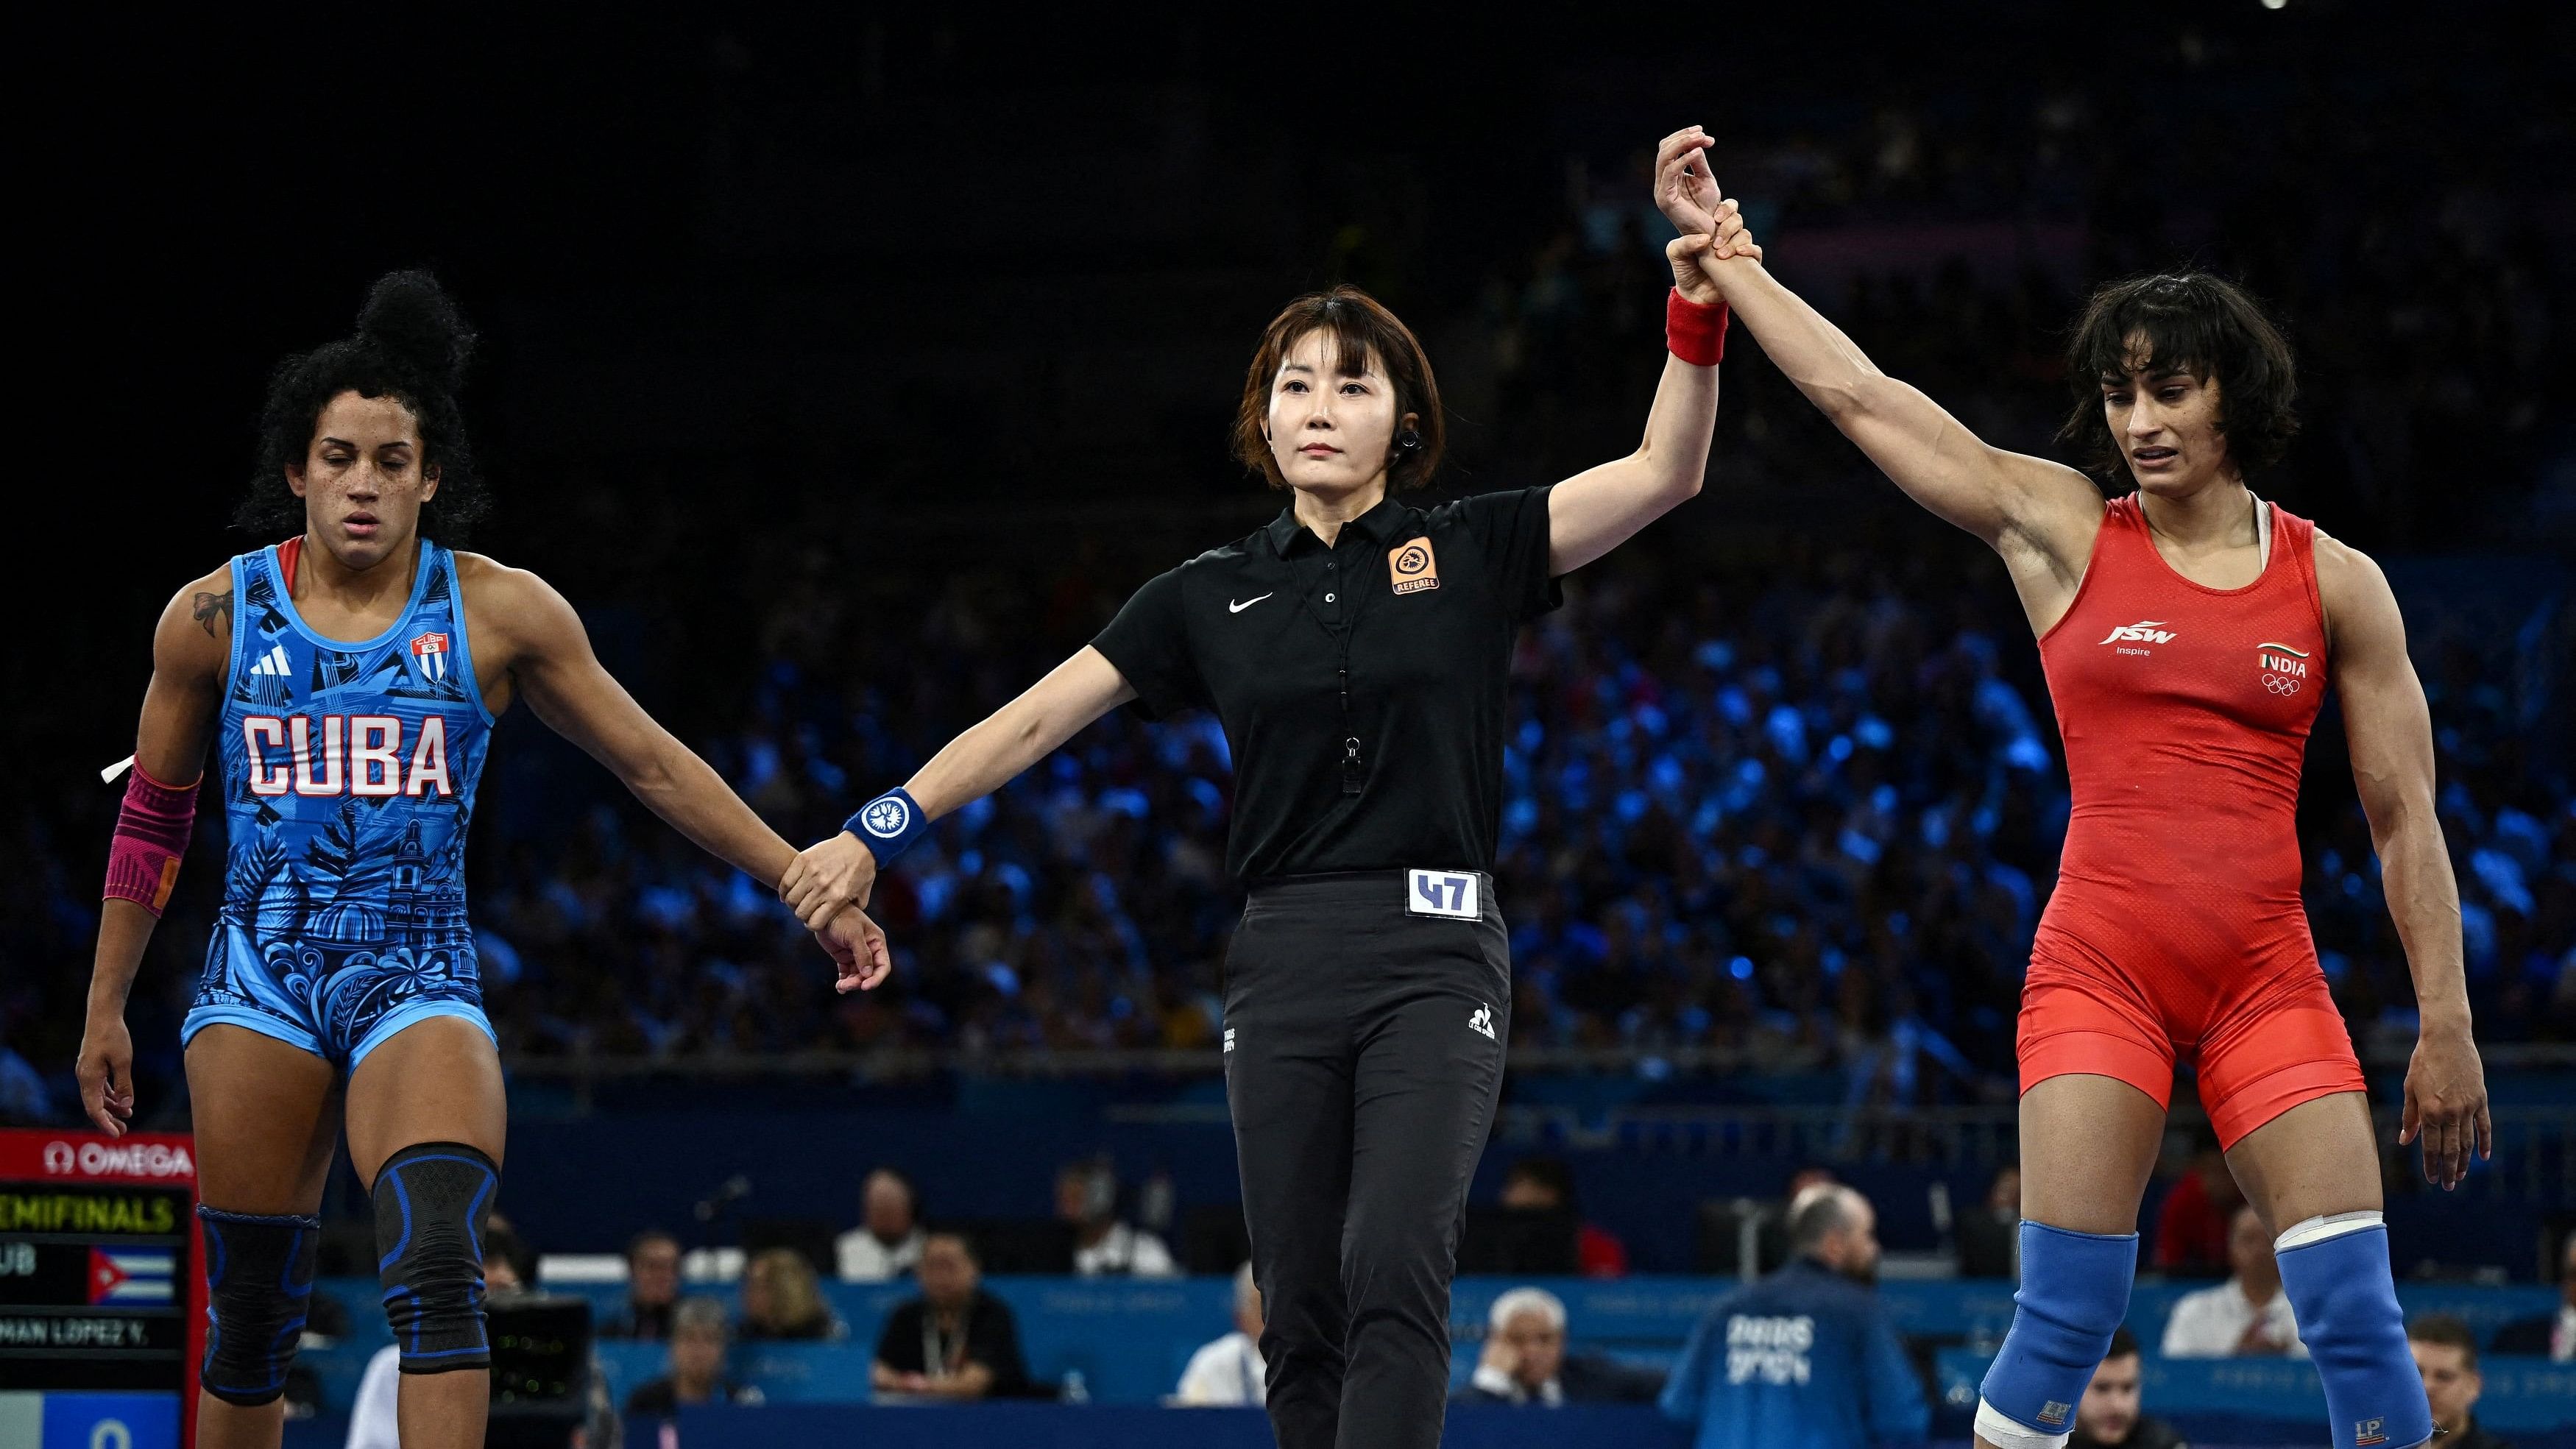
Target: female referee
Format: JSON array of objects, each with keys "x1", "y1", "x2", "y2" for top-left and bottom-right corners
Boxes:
[
  {"x1": 72, "y1": 272, "x2": 888, "y2": 1449},
  {"x1": 1679, "y1": 181, "x2": 2488, "y2": 1449},
  {"x1": 782, "y1": 128, "x2": 1754, "y2": 1448}
]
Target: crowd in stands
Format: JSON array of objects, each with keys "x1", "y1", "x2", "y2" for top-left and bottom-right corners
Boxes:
[
  {"x1": 560, "y1": 1168, "x2": 2569, "y2": 1444},
  {"x1": 289, "y1": 1147, "x2": 2576, "y2": 1441}
]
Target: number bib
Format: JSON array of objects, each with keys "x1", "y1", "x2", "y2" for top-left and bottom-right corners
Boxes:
[{"x1": 1406, "y1": 868, "x2": 1481, "y2": 920}]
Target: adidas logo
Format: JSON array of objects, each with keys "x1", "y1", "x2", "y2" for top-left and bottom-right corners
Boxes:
[
  {"x1": 247, "y1": 644, "x2": 291, "y2": 678},
  {"x1": 1468, "y1": 1005, "x2": 1496, "y2": 1041},
  {"x1": 2098, "y1": 621, "x2": 2177, "y2": 646}
]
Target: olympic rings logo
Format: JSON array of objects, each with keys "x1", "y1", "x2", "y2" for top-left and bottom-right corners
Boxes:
[
  {"x1": 861, "y1": 797, "x2": 912, "y2": 837},
  {"x1": 2262, "y1": 673, "x2": 2301, "y2": 694}
]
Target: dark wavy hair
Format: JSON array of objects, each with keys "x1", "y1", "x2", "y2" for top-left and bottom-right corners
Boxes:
[
  {"x1": 2058, "y1": 272, "x2": 2299, "y2": 484},
  {"x1": 1231, "y1": 285, "x2": 1445, "y2": 492},
  {"x1": 238, "y1": 269, "x2": 485, "y2": 539}
]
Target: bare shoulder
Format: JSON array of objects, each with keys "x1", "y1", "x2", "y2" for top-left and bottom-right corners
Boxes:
[
  {"x1": 2311, "y1": 528, "x2": 2384, "y2": 585},
  {"x1": 2310, "y1": 529, "x2": 2405, "y2": 651},
  {"x1": 453, "y1": 550, "x2": 584, "y2": 653},
  {"x1": 2312, "y1": 528, "x2": 2396, "y2": 607},
  {"x1": 452, "y1": 548, "x2": 539, "y2": 600},
  {"x1": 154, "y1": 561, "x2": 240, "y2": 671},
  {"x1": 455, "y1": 550, "x2": 580, "y2": 617}
]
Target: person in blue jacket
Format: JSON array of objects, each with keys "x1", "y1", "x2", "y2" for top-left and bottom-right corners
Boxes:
[{"x1": 1663, "y1": 1183, "x2": 1930, "y2": 1449}]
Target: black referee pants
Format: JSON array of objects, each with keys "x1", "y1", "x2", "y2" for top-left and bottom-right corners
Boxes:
[{"x1": 1223, "y1": 872, "x2": 1511, "y2": 1449}]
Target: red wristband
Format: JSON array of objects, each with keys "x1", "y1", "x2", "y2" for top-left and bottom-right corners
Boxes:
[
  {"x1": 1666, "y1": 288, "x2": 1729, "y2": 366},
  {"x1": 104, "y1": 763, "x2": 198, "y2": 917}
]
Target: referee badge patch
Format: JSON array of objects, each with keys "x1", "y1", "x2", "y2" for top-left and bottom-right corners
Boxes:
[
  {"x1": 1407, "y1": 869, "x2": 1478, "y2": 918},
  {"x1": 1389, "y1": 538, "x2": 1440, "y2": 595}
]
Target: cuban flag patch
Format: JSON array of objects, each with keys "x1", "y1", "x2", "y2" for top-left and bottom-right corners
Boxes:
[
  {"x1": 88, "y1": 1247, "x2": 174, "y2": 1305},
  {"x1": 410, "y1": 631, "x2": 450, "y2": 681}
]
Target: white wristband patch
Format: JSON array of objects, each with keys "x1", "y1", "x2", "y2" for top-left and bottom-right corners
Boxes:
[
  {"x1": 2275, "y1": 1209, "x2": 2382, "y2": 1253},
  {"x1": 1406, "y1": 869, "x2": 1479, "y2": 919},
  {"x1": 1975, "y1": 1399, "x2": 2073, "y2": 1449}
]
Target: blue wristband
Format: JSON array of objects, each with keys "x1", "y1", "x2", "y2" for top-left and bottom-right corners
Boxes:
[{"x1": 844, "y1": 787, "x2": 930, "y2": 863}]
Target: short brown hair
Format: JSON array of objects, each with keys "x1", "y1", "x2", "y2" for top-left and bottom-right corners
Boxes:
[
  {"x1": 2407, "y1": 1313, "x2": 2479, "y2": 1371},
  {"x1": 2058, "y1": 272, "x2": 2299, "y2": 483},
  {"x1": 1231, "y1": 286, "x2": 1444, "y2": 492}
]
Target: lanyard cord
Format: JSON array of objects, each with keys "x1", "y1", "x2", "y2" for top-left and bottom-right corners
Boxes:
[
  {"x1": 923, "y1": 1311, "x2": 963, "y2": 1378},
  {"x1": 1286, "y1": 531, "x2": 1382, "y2": 796}
]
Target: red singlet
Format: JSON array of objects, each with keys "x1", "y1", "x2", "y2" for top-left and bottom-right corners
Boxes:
[{"x1": 2019, "y1": 495, "x2": 2365, "y2": 1148}]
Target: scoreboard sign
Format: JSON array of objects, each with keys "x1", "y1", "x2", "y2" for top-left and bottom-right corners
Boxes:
[{"x1": 0, "y1": 1130, "x2": 201, "y2": 1449}]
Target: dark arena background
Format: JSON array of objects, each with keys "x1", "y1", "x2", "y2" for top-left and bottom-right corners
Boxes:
[{"x1": 8, "y1": 5, "x2": 2572, "y2": 1446}]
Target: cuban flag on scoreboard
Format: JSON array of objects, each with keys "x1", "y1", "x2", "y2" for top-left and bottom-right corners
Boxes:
[
  {"x1": 410, "y1": 631, "x2": 450, "y2": 681},
  {"x1": 88, "y1": 1247, "x2": 175, "y2": 1305}
]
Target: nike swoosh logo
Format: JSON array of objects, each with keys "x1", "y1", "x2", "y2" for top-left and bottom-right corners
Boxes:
[{"x1": 1228, "y1": 594, "x2": 1273, "y2": 614}]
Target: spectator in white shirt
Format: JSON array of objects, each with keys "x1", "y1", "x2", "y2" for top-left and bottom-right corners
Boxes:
[
  {"x1": 1456, "y1": 1284, "x2": 1663, "y2": 1406},
  {"x1": 1055, "y1": 1158, "x2": 1178, "y2": 1278},
  {"x1": 2491, "y1": 1228, "x2": 2574, "y2": 1360},
  {"x1": 2160, "y1": 1205, "x2": 2304, "y2": 1358},
  {"x1": 1173, "y1": 1264, "x2": 1267, "y2": 1406},
  {"x1": 347, "y1": 1231, "x2": 526, "y2": 1449},
  {"x1": 836, "y1": 1167, "x2": 928, "y2": 1282}
]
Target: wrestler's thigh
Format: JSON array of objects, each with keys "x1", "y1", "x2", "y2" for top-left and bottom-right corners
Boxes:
[
  {"x1": 343, "y1": 1015, "x2": 507, "y2": 1189},
  {"x1": 2017, "y1": 1072, "x2": 2166, "y2": 1236},
  {"x1": 185, "y1": 1024, "x2": 342, "y2": 1213},
  {"x1": 2223, "y1": 1091, "x2": 2380, "y2": 1234}
]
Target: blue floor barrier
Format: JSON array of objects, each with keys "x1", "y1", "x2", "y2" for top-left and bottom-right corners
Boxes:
[{"x1": 670, "y1": 1403, "x2": 1693, "y2": 1448}]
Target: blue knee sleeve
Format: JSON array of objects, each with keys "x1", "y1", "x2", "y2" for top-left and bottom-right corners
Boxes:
[
  {"x1": 372, "y1": 1141, "x2": 499, "y2": 1374},
  {"x1": 198, "y1": 1205, "x2": 320, "y2": 1406},
  {"x1": 2276, "y1": 1216, "x2": 2432, "y2": 1449},
  {"x1": 1978, "y1": 1222, "x2": 2136, "y2": 1445}
]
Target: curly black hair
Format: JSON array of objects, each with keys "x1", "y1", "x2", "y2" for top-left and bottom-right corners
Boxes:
[
  {"x1": 2058, "y1": 272, "x2": 2299, "y2": 484},
  {"x1": 237, "y1": 269, "x2": 486, "y2": 540}
]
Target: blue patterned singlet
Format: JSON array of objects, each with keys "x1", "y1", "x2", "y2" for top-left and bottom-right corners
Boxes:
[{"x1": 183, "y1": 538, "x2": 497, "y2": 1068}]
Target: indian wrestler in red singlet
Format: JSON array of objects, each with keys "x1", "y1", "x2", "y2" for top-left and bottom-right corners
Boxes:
[
  {"x1": 2025, "y1": 492, "x2": 2355, "y2": 1146},
  {"x1": 1674, "y1": 150, "x2": 2485, "y2": 1449}
]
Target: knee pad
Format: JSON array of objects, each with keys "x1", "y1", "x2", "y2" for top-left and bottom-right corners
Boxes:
[
  {"x1": 2276, "y1": 1213, "x2": 2433, "y2": 1449},
  {"x1": 197, "y1": 1205, "x2": 320, "y2": 1407},
  {"x1": 1976, "y1": 1221, "x2": 2136, "y2": 1449},
  {"x1": 372, "y1": 1141, "x2": 499, "y2": 1374}
]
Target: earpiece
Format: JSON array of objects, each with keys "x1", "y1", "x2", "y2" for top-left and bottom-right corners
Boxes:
[{"x1": 1396, "y1": 429, "x2": 1421, "y2": 452}]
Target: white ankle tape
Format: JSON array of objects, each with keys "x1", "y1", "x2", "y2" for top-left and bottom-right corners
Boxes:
[
  {"x1": 1976, "y1": 1399, "x2": 2073, "y2": 1449},
  {"x1": 2274, "y1": 1209, "x2": 2382, "y2": 1253}
]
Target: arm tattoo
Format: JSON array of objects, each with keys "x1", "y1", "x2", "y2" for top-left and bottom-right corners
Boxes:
[{"x1": 193, "y1": 589, "x2": 233, "y2": 640}]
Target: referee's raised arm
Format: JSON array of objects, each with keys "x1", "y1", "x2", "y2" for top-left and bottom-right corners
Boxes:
[{"x1": 1543, "y1": 122, "x2": 1753, "y2": 576}]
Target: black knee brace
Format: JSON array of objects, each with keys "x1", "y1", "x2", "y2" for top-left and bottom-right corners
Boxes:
[
  {"x1": 372, "y1": 1141, "x2": 499, "y2": 1374},
  {"x1": 198, "y1": 1205, "x2": 320, "y2": 1406}
]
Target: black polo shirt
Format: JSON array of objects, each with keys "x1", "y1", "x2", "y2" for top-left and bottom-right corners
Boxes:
[{"x1": 1092, "y1": 486, "x2": 1560, "y2": 879}]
